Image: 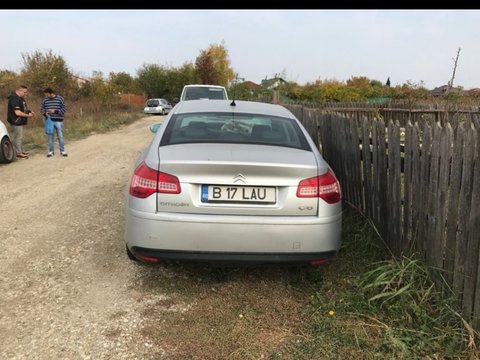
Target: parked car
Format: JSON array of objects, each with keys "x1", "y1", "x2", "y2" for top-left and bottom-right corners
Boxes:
[
  {"x1": 144, "y1": 98, "x2": 172, "y2": 115},
  {"x1": 125, "y1": 100, "x2": 342, "y2": 265},
  {"x1": 0, "y1": 120, "x2": 14, "y2": 163},
  {"x1": 180, "y1": 84, "x2": 228, "y2": 101}
]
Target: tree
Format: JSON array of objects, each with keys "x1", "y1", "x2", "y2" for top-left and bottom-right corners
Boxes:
[
  {"x1": 137, "y1": 64, "x2": 169, "y2": 99},
  {"x1": 20, "y1": 50, "x2": 74, "y2": 96},
  {"x1": 195, "y1": 42, "x2": 235, "y2": 86},
  {"x1": 0, "y1": 70, "x2": 19, "y2": 97},
  {"x1": 395, "y1": 80, "x2": 428, "y2": 109},
  {"x1": 446, "y1": 47, "x2": 462, "y2": 95},
  {"x1": 386, "y1": 77, "x2": 391, "y2": 87},
  {"x1": 80, "y1": 71, "x2": 118, "y2": 106},
  {"x1": 346, "y1": 76, "x2": 371, "y2": 88},
  {"x1": 108, "y1": 72, "x2": 140, "y2": 94},
  {"x1": 195, "y1": 50, "x2": 216, "y2": 85},
  {"x1": 164, "y1": 62, "x2": 199, "y2": 100},
  {"x1": 137, "y1": 63, "x2": 198, "y2": 101}
]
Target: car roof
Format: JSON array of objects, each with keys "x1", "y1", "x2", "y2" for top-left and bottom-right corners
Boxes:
[
  {"x1": 182, "y1": 84, "x2": 225, "y2": 88},
  {"x1": 171, "y1": 100, "x2": 294, "y2": 118}
]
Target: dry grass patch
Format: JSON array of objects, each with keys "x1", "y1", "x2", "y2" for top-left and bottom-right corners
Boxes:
[{"x1": 137, "y1": 265, "x2": 320, "y2": 359}]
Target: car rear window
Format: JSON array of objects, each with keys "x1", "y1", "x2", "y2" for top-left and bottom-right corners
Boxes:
[
  {"x1": 183, "y1": 87, "x2": 226, "y2": 100},
  {"x1": 146, "y1": 99, "x2": 160, "y2": 107},
  {"x1": 160, "y1": 112, "x2": 311, "y2": 150}
]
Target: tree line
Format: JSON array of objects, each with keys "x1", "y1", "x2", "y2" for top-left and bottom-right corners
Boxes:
[
  {"x1": 0, "y1": 43, "x2": 237, "y2": 105},
  {"x1": 1, "y1": 43, "x2": 478, "y2": 106}
]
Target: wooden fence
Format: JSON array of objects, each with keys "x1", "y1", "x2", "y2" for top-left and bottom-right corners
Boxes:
[
  {"x1": 285, "y1": 104, "x2": 480, "y2": 328},
  {"x1": 119, "y1": 93, "x2": 146, "y2": 107}
]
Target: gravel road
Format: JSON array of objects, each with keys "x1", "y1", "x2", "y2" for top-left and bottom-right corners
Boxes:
[{"x1": 0, "y1": 116, "x2": 168, "y2": 359}]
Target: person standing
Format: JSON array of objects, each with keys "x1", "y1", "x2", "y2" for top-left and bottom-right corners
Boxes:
[
  {"x1": 7, "y1": 85, "x2": 35, "y2": 159},
  {"x1": 40, "y1": 87, "x2": 67, "y2": 157}
]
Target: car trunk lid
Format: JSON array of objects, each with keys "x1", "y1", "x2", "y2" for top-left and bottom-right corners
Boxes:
[{"x1": 153, "y1": 143, "x2": 324, "y2": 216}]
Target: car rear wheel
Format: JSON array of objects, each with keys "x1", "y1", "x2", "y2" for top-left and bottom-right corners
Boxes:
[
  {"x1": 0, "y1": 136, "x2": 14, "y2": 163},
  {"x1": 126, "y1": 245, "x2": 139, "y2": 261}
]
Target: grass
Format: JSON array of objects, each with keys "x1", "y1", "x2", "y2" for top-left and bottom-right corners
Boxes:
[
  {"x1": 2, "y1": 100, "x2": 146, "y2": 154},
  {"x1": 131, "y1": 207, "x2": 479, "y2": 359}
]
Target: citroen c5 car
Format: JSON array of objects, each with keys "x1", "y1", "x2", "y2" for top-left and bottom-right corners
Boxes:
[
  {"x1": 125, "y1": 100, "x2": 342, "y2": 265},
  {"x1": 0, "y1": 120, "x2": 14, "y2": 163},
  {"x1": 144, "y1": 98, "x2": 172, "y2": 115}
]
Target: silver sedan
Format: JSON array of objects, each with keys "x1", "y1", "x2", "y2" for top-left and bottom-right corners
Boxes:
[{"x1": 125, "y1": 100, "x2": 342, "y2": 265}]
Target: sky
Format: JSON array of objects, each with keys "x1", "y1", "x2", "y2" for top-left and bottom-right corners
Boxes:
[{"x1": 1, "y1": 9, "x2": 480, "y2": 90}]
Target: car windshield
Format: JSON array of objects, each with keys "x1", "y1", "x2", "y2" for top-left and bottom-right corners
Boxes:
[
  {"x1": 160, "y1": 112, "x2": 310, "y2": 150},
  {"x1": 184, "y1": 88, "x2": 226, "y2": 100}
]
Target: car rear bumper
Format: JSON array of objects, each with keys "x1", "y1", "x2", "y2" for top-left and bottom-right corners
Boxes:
[
  {"x1": 144, "y1": 109, "x2": 163, "y2": 114},
  {"x1": 131, "y1": 247, "x2": 336, "y2": 265},
  {"x1": 125, "y1": 208, "x2": 342, "y2": 262}
]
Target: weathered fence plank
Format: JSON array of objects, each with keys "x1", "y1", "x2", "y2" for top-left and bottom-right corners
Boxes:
[
  {"x1": 425, "y1": 123, "x2": 441, "y2": 268},
  {"x1": 463, "y1": 126, "x2": 479, "y2": 320},
  {"x1": 453, "y1": 125, "x2": 476, "y2": 307},
  {"x1": 417, "y1": 124, "x2": 432, "y2": 257},
  {"x1": 403, "y1": 121, "x2": 413, "y2": 253},
  {"x1": 410, "y1": 123, "x2": 422, "y2": 255},
  {"x1": 434, "y1": 124, "x2": 452, "y2": 271},
  {"x1": 387, "y1": 120, "x2": 402, "y2": 255},
  {"x1": 444, "y1": 125, "x2": 466, "y2": 286},
  {"x1": 349, "y1": 119, "x2": 363, "y2": 210},
  {"x1": 471, "y1": 127, "x2": 480, "y2": 328},
  {"x1": 362, "y1": 118, "x2": 373, "y2": 218}
]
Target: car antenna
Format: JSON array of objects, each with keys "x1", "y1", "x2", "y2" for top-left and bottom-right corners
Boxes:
[{"x1": 230, "y1": 73, "x2": 238, "y2": 107}]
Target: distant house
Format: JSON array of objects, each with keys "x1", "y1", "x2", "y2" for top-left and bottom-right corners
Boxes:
[
  {"x1": 429, "y1": 84, "x2": 463, "y2": 97},
  {"x1": 464, "y1": 88, "x2": 480, "y2": 96},
  {"x1": 261, "y1": 77, "x2": 287, "y2": 90},
  {"x1": 244, "y1": 80, "x2": 260, "y2": 90},
  {"x1": 72, "y1": 74, "x2": 90, "y2": 87}
]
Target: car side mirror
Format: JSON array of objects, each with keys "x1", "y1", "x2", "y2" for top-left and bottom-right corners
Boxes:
[{"x1": 149, "y1": 123, "x2": 162, "y2": 133}]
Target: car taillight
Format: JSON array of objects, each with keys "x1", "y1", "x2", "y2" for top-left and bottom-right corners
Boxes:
[
  {"x1": 129, "y1": 162, "x2": 181, "y2": 198},
  {"x1": 296, "y1": 169, "x2": 341, "y2": 204}
]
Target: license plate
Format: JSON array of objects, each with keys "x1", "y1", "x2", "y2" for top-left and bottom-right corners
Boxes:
[{"x1": 201, "y1": 185, "x2": 276, "y2": 203}]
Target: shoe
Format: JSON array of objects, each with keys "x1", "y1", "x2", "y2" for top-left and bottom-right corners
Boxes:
[
  {"x1": 60, "y1": 151, "x2": 68, "y2": 157},
  {"x1": 47, "y1": 151, "x2": 54, "y2": 157},
  {"x1": 16, "y1": 153, "x2": 28, "y2": 159}
]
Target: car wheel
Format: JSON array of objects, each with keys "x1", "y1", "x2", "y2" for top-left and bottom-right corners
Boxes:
[
  {"x1": 126, "y1": 245, "x2": 139, "y2": 261},
  {"x1": 0, "y1": 136, "x2": 14, "y2": 163}
]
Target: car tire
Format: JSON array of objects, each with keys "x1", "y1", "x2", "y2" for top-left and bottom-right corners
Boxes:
[
  {"x1": 0, "y1": 136, "x2": 15, "y2": 163},
  {"x1": 126, "y1": 245, "x2": 139, "y2": 262}
]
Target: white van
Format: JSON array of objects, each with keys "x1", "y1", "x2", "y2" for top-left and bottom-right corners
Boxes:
[{"x1": 180, "y1": 85, "x2": 228, "y2": 101}]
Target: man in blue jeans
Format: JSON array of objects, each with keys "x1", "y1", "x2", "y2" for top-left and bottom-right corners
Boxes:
[{"x1": 40, "y1": 87, "x2": 67, "y2": 157}]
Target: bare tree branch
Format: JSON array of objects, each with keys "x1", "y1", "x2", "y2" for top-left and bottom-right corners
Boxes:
[{"x1": 447, "y1": 47, "x2": 462, "y2": 94}]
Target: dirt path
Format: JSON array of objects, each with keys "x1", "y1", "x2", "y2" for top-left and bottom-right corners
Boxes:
[
  {"x1": 0, "y1": 116, "x2": 168, "y2": 359},
  {"x1": 0, "y1": 116, "x2": 315, "y2": 360}
]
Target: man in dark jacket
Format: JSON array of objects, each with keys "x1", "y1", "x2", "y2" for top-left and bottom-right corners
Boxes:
[{"x1": 7, "y1": 85, "x2": 35, "y2": 159}]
